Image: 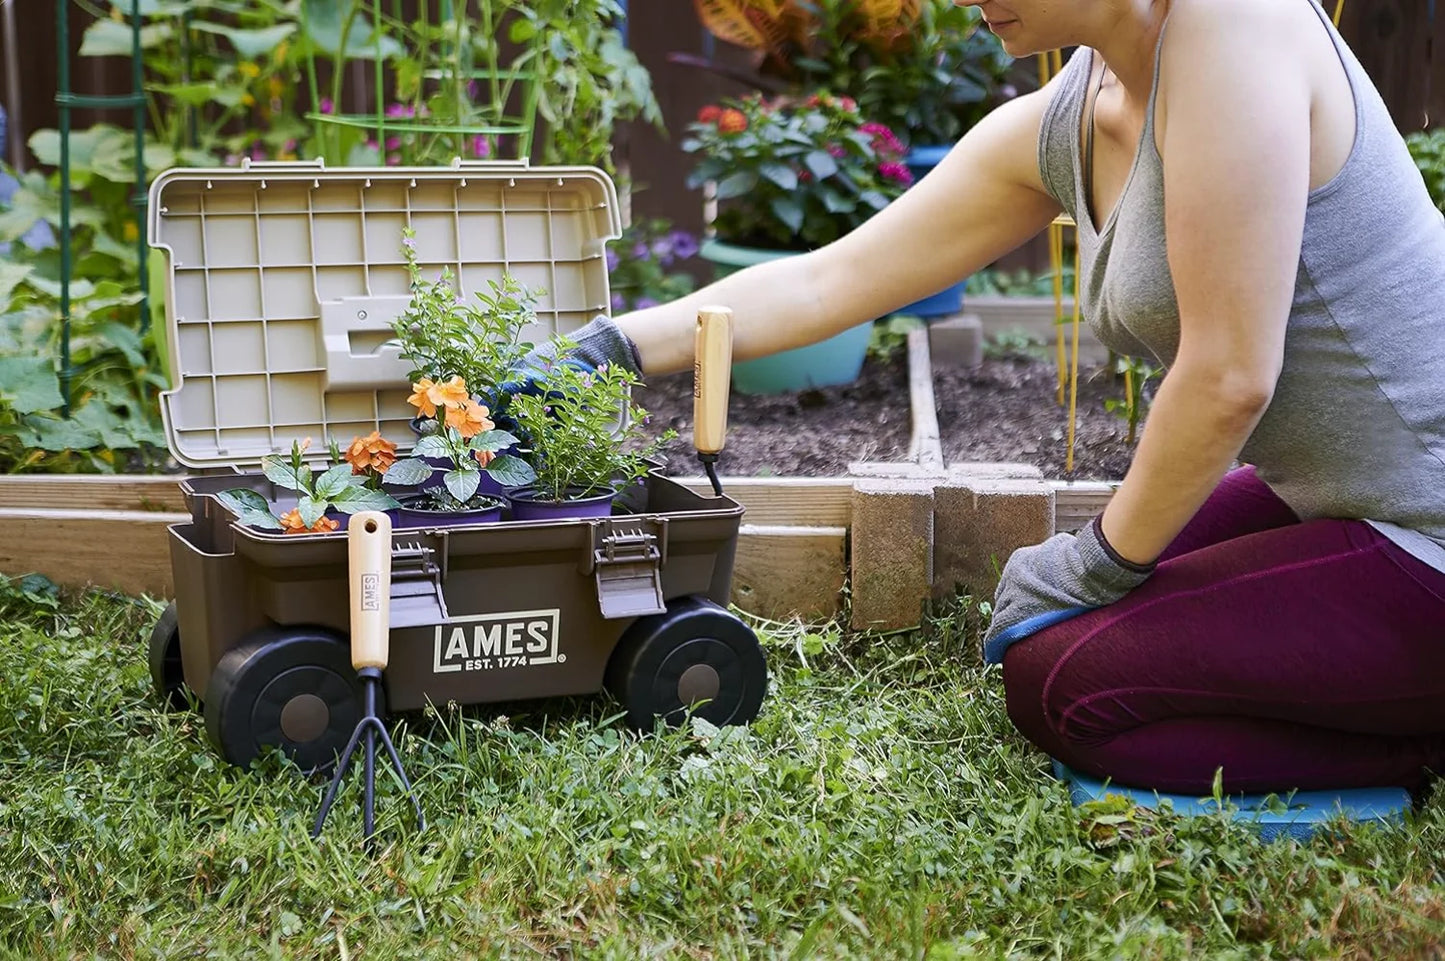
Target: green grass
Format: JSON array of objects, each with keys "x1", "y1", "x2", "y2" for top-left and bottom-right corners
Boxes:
[{"x1": 4, "y1": 581, "x2": 1445, "y2": 960}]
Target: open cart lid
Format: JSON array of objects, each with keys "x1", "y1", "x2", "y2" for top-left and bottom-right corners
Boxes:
[{"x1": 146, "y1": 157, "x2": 622, "y2": 470}]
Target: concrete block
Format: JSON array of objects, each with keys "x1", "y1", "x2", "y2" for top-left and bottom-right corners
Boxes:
[
  {"x1": 928, "y1": 312, "x2": 983, "y2": 369},
  {"x1": 932, "y1": 477, "x2": 1055, "y2": 599},
  {"x1": 849, "y1": 478, "x2": 935, "y2": 632},
  {"x1": 847, "y1": 460, "x2": 948, "y2": 480},
  {"x1": 946, "y1": 462, "x2": 1043, "y2": 481}
]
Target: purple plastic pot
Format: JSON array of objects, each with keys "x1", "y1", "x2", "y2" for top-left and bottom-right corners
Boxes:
[
  {"x1": 507, "y1": 486, "x2": 617, "y2": 521},
  {"x1": 393, "y1": 493, "x2": 507, "y2": 529}
]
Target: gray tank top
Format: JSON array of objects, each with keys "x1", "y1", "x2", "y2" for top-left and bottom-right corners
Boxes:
[{"x1": 1037, "y1": 0, "x2": 1445, "y2": 572}]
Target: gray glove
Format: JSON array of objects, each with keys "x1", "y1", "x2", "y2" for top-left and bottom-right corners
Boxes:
[
  {"x1": 982, "y1": 516, "x2": 1155, "y2": 664},
  {"x1": 522, "y1": 315, "x2": 643, "y2": 378}
]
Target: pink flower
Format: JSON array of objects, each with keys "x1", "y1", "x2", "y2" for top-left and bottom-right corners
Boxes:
[
  {"x1": 318, "y1": 97, "x2": 334, "y2": 114},
  {"x1": 471, "y1": 135, "x2": 490, "y2": 158},
  {"x1": 385, "y1": 102, "x2": 414, "y2": 118},
  {"x1": 385, "y1": 136, "x2": 401, "y2": 151},
  {"x1": 826, "y1": 144, "x2": 846, "y2": 159},
  {"x1": 879, "y1": 161, "x2": 914, "y2": 186}
]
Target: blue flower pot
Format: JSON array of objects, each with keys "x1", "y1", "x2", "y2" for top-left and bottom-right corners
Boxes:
[{"x1": 699, "y1": 238, "x2": 875, "y2": 395}]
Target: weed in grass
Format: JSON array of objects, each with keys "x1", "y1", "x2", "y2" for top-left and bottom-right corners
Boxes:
[{"x1": 4, "y1": 587, "x2": 1445, "y2": 959}]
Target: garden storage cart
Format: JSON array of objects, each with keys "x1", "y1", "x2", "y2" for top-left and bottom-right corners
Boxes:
[{"x1": 142, "y1": 158, "x2": 768, "y2": 779}]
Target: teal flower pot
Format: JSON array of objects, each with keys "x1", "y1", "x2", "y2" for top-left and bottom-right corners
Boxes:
[{"x1": 699, "y1": 238, "x2": 874, "y2": 395}]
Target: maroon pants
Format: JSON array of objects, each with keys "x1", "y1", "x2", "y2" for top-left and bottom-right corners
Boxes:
[{"x1": 1002, "y1": 466, "x2": 1445, "y2": 794}]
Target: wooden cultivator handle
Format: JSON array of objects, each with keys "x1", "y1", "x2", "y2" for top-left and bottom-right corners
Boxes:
[
  {"x1": 347, "y1": 511, "x2": 392, "y2": 671},
  {"x1": 693, "y1": 306, "x2": 733, "y2": 458}
]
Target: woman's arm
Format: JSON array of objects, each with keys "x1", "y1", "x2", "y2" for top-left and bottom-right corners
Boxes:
[
  {"x1": 1098, "y1": 0, "x2": 1312, "y2": 564},
  {"x1": 616, "y1": 84, "x2": 1064, "y2": 376}
]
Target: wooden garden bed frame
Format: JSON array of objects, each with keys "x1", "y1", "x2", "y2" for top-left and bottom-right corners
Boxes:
[{"x1": 0, "y1": 325, "x2": 1119, "y2": 626}]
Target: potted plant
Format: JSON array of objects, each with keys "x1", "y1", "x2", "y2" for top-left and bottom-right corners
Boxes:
[
  {"x1": 685, "y1": 0, "x2": 1018, "y2": 317},
  {"x1": 681, "y1": 92, "x2": 912, "y2": 392},
  {"x1": 216, "y1": 438, "x2": 402, "y2": 535},
  {"x1": 390, "y1": 226, "x2": 543, "y2": 421},
  {"x1": 380, "y1": 377, "x2": 537, "y2": 527},
  {"x1": 504, "y1": 352, "x2": 674, "y2": 521}
]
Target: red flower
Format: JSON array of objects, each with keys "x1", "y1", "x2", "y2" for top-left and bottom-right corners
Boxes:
[
  {"x1": 697, "y1": 105, "x2": 722, "y2": 124},
  {"x1": 718, "y1": 108, "x2": 748, "y2": 134}
]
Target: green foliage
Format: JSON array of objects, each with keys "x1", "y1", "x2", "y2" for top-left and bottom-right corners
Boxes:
[
  {"x1": 607, "y1": 218, "x2": 699, "y2": 312},
  {"x1": 219, "y1": 438, "x2": 401, "y2": 531},
  {"x1": 390, "y1": 226, "x2": 541, "y2": 404},
  {"x1": 508, "y1": 355, "x2": 672, "y2": 500},
  {"x1": 969, "y1": 264, "x2": 1077, "y2": 298},
  {"x1": 0, "y1": 157, "x2": 170, "y2": 473},
  {"x1": 867, "y1": 313, "x2": 922, "y2": 364},
  {"x1": 1405, "y1": 127, "x2": 1445, "y2": 212},
  {"x1": 1104, "y1": 354, "x2": 1159, "y2": 446},
  {"x1": 514, "y1": 0, "x2": 664, "y2": 170},
  {"x1": 683, "y1": 93, "x2": 912, "y2": 251},
  {"x1": 387, "y1": 424, "x2": 535, "y2": 507},
  {"x1": 8, "y1": 586, "x2": 1445, "y2": 957}
]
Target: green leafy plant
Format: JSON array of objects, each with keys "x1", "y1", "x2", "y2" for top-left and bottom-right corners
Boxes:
[
  {"x1": 218, "y1": 438, "x2": 401, "y2": 534},
  {"x1": 383, "y1": 378, "x2": 535, "y2": 508},
  {"x1": 866, "y1": 314, "x2": 922, "y2": 364},
  {"x1": 512, "y1": 0, "x2": 665, "y2": 170},
  {"x1": 607, "y1": 218, "x2": 699, "y2": 312},
  {"x1": 507, "y1": 353, "x2": 673, "y2": 501},
  {"x1": 682, "y1": 92, "x2": 912, "y2": 250},
  {"x1": 1104, "y1": 355, "x2": 1158, "y2": 445},
  {"x1": 390, "y1": 227, "x2": 542, "y2": 408},
  {"x1": 1406, "y1": 128, "x2": 1445, "y2": 212},
  {"x1": 689, "y1": 0, "x2": 1017, "y2": 148}
]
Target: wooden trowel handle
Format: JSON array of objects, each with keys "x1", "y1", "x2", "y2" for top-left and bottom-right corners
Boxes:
[
  {"x1": 693, "y1": 306, "x2": 733, "y2": 456},
  {"x1": 347, "y1": 511, "x2": 392, "y2": 671}
]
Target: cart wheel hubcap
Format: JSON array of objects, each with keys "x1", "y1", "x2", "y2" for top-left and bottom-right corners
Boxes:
[
  {"x1": 279, "y1": 693, "x2": 330, "y2": 743},
  {"x1": 677, "y1": 663, "x2": 721, "y2": 705}
]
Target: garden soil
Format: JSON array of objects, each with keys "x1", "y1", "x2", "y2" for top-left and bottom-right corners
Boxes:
[{"x1": 632, "y1": 350, "x2": 1141, "y2": 481}]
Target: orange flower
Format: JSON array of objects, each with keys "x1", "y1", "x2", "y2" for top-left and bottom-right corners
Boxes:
[
  {"x1": 445, "y1": 399, "x2": 495, "y2": 439},
  {"x1": 718, "y1": 108, "x2": 747, "y2": 134},
  {"x1": 279, "y1": 509, "x2": 340, "y2": 535},
  {"x1": 406, "y1": 376, "x2": 471, "y2": 419},
  {"x1": 473, "y1": 448, "x2": 495, "y2": 469},
  {"x1": 344, "y1": 431, "x2": 398, "y2": 475}
]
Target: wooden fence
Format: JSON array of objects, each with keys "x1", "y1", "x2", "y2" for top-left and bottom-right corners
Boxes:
[{"x1": 2, "y1": 0, "x2": 1442, "y2": 276}]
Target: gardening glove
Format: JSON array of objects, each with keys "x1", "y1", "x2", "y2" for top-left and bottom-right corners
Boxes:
[
  {"x1": 499, "y1": 314, "x2": 643, "y2": 403},
  {"x1": 981, "y1": 516, "x2": 1155, "y2": 665}
]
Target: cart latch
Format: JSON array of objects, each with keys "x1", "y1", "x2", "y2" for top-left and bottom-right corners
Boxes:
[
  {"x1": 389, "y1": 539, "x2": 449, "y2": 629},
  {"x1": 592, "y1": 523, "x2": 666, "y2": 620}
]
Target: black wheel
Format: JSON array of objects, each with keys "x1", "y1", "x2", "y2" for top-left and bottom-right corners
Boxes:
[
  {"x1": 203, "y1": 627, "x2": 370, "y2": 775},
  {"x1": 148, "y1": 601, "x2": 189, "y2": 711},
  {"x1": 605, "y1": 596, "x2": 767, "y2": 730}
]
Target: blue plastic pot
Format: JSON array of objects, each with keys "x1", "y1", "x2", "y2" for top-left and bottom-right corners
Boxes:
[
  {"x1": 896, "y1": 144, "x2": 968, "y2": 318},
  {"x1": 699, "y1": 238, "x2": 875, "y2": 395}
]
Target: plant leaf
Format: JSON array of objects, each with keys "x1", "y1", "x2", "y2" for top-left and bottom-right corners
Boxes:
[
  {"x1": 216, "y1": 488, "x2": 273, "y2": 517},
  {"x1": 314, "y1": 463, "x2": 354, "y2": 499},
  {"x1": 0, "y1": 264, "x2": 34, "y2": 305},
  {"x1": 331, "y1": 486, "x2": 402, "y2": 512},
  {"x1": 769, "y1": 196, "x2": 805, "y2": 234},
  {"x1": 297, "y1": 496, "x2": 327, "y2": 528},
  {"x1": 25, "y1": 415, "x2": 104, "y2": 452},
  {"x1": 467, "y1": 429, "x2": 518, "y2": 452},
  {"x1": 188, "y1": 21, "x2": 298, "y2": 59},
  {"x1": 483, "y1": 454, "x2": 535, "y2": 488},
  {"x1": 860, "y1": 190, "x2": 892, "y2": 211},
  {"x1": 299, "y1": 0, "x2": 404, "y2": 59},
  {"x1": 444, "y1": 468, "x2": 480, "y2": 504},
  {"x1": 804, "y1": 150, "x2": 840, "y2": 179},
  {"x1": 237, "y1": 508, "x2": 284, "y2": 530},
  {"x1": 381, "y1": 457, "x2": 433, "y2": 486},
  {"x1": 261, "y1": 455, "x2": 303, "y2": 491},
  {"x1": 0, "y1": 357, "x2": 63, "y2": 413},
  {"x1": 759, "y1": 162, "x2": 798, "y2": 190},
  {"x1": 412, "y1": 435, "x2": 451, "y2": 459},
  {"x1": 714, "y1": 170, "x2": 759, "y2": 200},
  {"x1": 80, "y1": 19, "x2": 174, "y2": 57}
]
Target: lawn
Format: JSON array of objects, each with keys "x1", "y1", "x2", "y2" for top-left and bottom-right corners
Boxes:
[{"x1": 4, "y1": 577, "x2": 1445, "y2": 959}]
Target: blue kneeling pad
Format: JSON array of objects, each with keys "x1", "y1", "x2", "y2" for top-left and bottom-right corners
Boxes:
[{"x1": 1052, "y1": 759, "x2": 1411, "y2": 841}]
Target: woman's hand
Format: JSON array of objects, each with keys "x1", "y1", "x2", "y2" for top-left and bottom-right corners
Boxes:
[{"x1": 982, "y1": 516, "x2": 1155, "y2": 664}]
